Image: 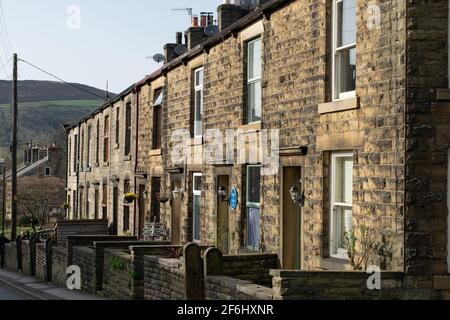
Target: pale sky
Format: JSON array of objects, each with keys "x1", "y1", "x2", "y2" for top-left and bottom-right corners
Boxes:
[{"x1": 1, "y1": 0, "x2": 222, "y2": 93}]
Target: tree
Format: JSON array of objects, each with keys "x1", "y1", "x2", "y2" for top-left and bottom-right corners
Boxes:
[{"x1": 17, "y1": 176, "x2": 66, "y2": 234}]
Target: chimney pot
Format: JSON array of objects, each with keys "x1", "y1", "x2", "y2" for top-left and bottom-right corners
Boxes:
[{"x1": 176, "y1": 31, "x2": 183, "y2": 45}]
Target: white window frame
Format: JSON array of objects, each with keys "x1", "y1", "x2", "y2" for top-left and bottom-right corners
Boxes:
[
  {"x1": 246, "y1": 37, "x2": 262, "y2": 124},
  {"x1": 193, "y1": 173, "x2": 202, "y2": 243},
  {"x1": 332, "y1": 0, "x2": 356, "y2": 101},
  {"x1": 330, "y1": 152, "x2": 353, "y2": 259},
  {"x1": 246, "y1": 165, "x2": 261, "y2": 251},
  {"x1": 194, "y1": 67, "x2": 204, "y2": 138}
]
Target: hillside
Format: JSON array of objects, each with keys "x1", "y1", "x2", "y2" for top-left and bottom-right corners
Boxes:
[
  {"x1": 0, "y1": 80, "x2": 110, "y2": 104},
  {"x1": 0, "y1": 80, "x2": 113, "y2": 160}
]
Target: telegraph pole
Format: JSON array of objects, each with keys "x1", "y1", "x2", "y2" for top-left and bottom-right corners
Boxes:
[{"x1": 11, "y1": 53, "x2": 17, "y2": 241}]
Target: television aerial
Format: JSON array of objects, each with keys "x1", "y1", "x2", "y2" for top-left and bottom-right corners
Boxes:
[{"x1": 204, "y1": 24, "x2": 219, "y2": 37}]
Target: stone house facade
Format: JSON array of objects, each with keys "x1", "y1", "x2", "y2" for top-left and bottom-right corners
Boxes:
[
  {"x1": 65, "y1": 87, "x2": 138, "y2": 235},
  {"x1": 65, "y1": 0, "x2": 450, "y2": 285}
]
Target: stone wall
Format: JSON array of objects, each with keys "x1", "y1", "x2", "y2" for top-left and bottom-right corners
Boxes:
[
  {"x1": 270, "y1": 270, "x2": 404, "y2": 300},
  {"x1": 51, "y1": 246, "x2": 67, "y2": 287},
  {"x1": 222, "y1": 254, "x2": 279, "y2": 287},
  {"x1": 73, "y1": 246, "x2": 96, "y2": 294},
  {"x1": 4, "y1": 243, "x2": 18, "y2": 272},
  {"x1": 35, "y1": 243, "x2": 47, "y2": 281},
  {"x1": 57, "y1": 220, "x2": 109, "y2": 246},
  {"x1": 144, "y1": 256, "x2": 184, "y2": 300},
  {"x1": 21, "y1": 240, "x2": 31, "y2": 276},
  {"x1": 206, "y1": 276, "x2": 273, "y2": 300},
  {"x1": 102, "y1": 249, "x2": 134, "y2": 300}
]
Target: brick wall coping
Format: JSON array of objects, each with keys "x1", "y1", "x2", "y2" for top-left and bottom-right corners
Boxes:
[
  {"x1": 223, "y1": 254, "x2": 279, "y2": 261},
  {"x1": 94, "y1": 241, "x2": 169, "y2": 249},
  {"x1": 207, "y1": 276, "x2": 273, "y2": 300},
  {"x1": 67, "y1": 235, "x2": 137, "y2": 243},
  {"x1": 73, "y1": 246, "x2": 96, "y2": 255},
  {"x1": 144, "y1": 255, "x2": 183, "y2": 269},
  {"x1": 270, "y1": 270, "x2": 404, "y2": 279}
]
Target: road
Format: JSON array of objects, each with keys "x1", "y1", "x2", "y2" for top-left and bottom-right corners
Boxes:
[{"x1": 0, "y1": 281, "x2": 33, "y2": 300}]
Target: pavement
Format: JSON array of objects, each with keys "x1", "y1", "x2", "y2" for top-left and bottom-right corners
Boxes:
[{"x1": 0, "y1": 268, "x2": 107, "y2": 300}]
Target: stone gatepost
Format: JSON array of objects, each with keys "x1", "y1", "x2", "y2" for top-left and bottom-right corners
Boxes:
[
  {"x1": 16, "y1": 236, "x2": 22, "y2": 272},
  {"x1": 183, "y1": 243, "x2": 204, "y2": 300}
]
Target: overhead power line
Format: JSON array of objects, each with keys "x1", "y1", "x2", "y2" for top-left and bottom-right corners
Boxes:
[
  {"x1": 18, "y1": 58, "x2": 107, "y2": 100},
  {"x1": 0, "y1": 55, "x2": 12, "y2": 77},
  {"x1": 0, "y1": 0, "x2": 13, "y2": 56}
]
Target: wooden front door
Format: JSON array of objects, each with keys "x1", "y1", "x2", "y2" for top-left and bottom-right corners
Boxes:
[
  {"x1": 217, "y1": 175, "x2": 230, "y2": 254},
  {"x1": 138, "y1": 184, "x2": 146, "y2": 239},
  {"x1": 282, "y1": 166, "x2": 303, "y2": 269},
  {"x1": 171, "y1": 179, "x2": 182, "y2": 245},
  {"x1": 112, "y1": 186, "x2": 119, "y2": 235}
]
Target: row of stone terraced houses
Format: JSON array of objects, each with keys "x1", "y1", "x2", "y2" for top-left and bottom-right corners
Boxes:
[{"x1": 64, "y1": 0, "x2": 450, "y2": 287}]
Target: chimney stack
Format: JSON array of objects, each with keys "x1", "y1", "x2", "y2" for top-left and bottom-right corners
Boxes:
[
  {"x1": 164, "y1": 32, "x2": 187, "y2": 63},
  {"x1": 217, "y1": 2, "x2": 250, "y2": 31}
]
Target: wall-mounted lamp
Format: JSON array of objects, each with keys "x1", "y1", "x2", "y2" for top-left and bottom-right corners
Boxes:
[
  {"x1": 289, "y1": 186, "x2": 305, "y2": 207},
  {"x1": 217, "y1": 185, "x2": 228, "y2": 201}
]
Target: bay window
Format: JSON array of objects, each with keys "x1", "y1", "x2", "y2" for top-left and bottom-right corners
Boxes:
[
  {"x1": 330, "y1": 152, "x2": 353, "y2": 258},
  {"x1": 333, "y1": 0, "x2": 356, "y2": 100}
]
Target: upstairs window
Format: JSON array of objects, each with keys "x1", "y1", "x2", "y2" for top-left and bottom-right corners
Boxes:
[
  {"x1": 68, "y1": 137, "x2": 71, "y2": 176},
  {"x1": 103, "y1": 115, "x2": 110, "y2": 163},
  {"x1": 80, "y1": 128, "x2": 84, "y2": 169},
  {"x1": 333, "y1": 0, "x2": 356, "y2": 100},
  {"x1": 96, "y1": 119, "x2": 100, "y2": 164},
  {"x1": 73, "y1": 134, "x2": 78, "y2": 173},
  {"x1": 152, "y1": 89, "x2": 163, "y2": 150},
  {"x1": 87, "y1": 125, "x2": 92, "y2": 167},
  {"x1": 194, "y1": 67, "x2": 204, "y2": 138},
  {"x1": 246, "y1": 38, "x2": 262, "y2": 124},
  {"x1": 115, "y1": 106, "x2": 120, "y2": 145},
  {"x1": 330, "y1": 152, "x2": 353, "y2": 258},
  {"x1": 125, "y1": 103, "x2": 132, "y2": 156}
]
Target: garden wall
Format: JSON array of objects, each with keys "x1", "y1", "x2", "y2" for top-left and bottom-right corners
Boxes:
[
  {"x1": 35, "y1": 243, "x2": 47, "y2": 281},
  {"x1": 144, "y1": 255, "x2": 185, "y2": 300},
  {"x1": 102, "y1": 249, "x2": 134, "y2": 300},
  {"x1": 51, "y1": 246, "x2": 67, "y2": 287},
  {"x1": 222, "y1": 254, "x2": 279, "y2": 287},
  {"x1": 205, "y1": 276, "x2": 273, "y2": 300},
  {"x1": 270, "y1": 270, "x2": 404, "y2": 300},
  {"x1": 56, "y1": 219, "x2": 109, "y2": 246},
  {"x1": 4, "y1": 243, "x2": 18, "y2": 272},
  {"x1": 21, "y1": 240, "x2": 31, "y2": 276},
  {"x1": 73, "y1": 246, "x2": 96, "y2": 294}
]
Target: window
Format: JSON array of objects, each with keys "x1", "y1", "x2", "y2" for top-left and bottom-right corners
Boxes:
[
  {"x1": 73, "y1": 134, "x2": 78, "y2": 173},
  {"x1": 96, "y1": 119, "x2": 100, "y2": 164},
  {"x1": 87, "y1": 125, "x2": 92, "y2": 167},
  {"x1": 125, "y1": 103, "x2": 132, "y2": 156},
  {"x1": 330, "y1": 152, "x2": 353, "y2": 258},
  {"x1": 152, "y1": 89, "x2": 163, "y2": 150},
  {"x1": 123, "y1": 180, "x2": 130, "y2": 232},
  {"x1": 79, "y1": 189, "x2": 84, "y2": 219},
  {"x1": 67, "y1": 194, "x2": 71, "y2": 217},
  {"x1": 115, "y1": 107, "x2": 120, "y2": 145},
  {"x1": 68, "y1": 138, "x2": 71, "y2": 176},
  {"x1": 80, "y1": 128, "x2": 84, "y2": 169},
  {"x1": 332, "y1": 0, "x2": 356, "y2": 100},
  {"x1": 102, "y1": 184, "x2": 108, "y2": 220},
  {"x1": 194, "y1": 67, "x2": 204, "y2": 137},
  {"x1": 447, "y1": 149, "x2": 450, "y2": 272},
  {"x1": 103, "y1": 115, "x2": 110, "y2": 163},
  {"x1": 44, "y1": 167, "x2": 51, "y2": 177},
  {"x1": 246, "y1": 165, "x2": 260, "y2": 250},
  {"x1": 246, "y1": 38, "x2": 262, "y2": 124},
  {"x1": 193, "y1": 173, "x2": 202, "y2": 242},
  {"x1": 150, "y1": 177, "x2": 161, "y2": 223}
]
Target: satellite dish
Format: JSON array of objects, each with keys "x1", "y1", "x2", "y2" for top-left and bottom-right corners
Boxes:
[
  {"x1": 152, "y1": 53, "x2": 165, "y2": 63},
  {"x1": 204, "y1": 25, "x2": 219, "y2": 37},
  {"x1": 174, "y1": 44, "x2": 187, "y2": 56}
]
